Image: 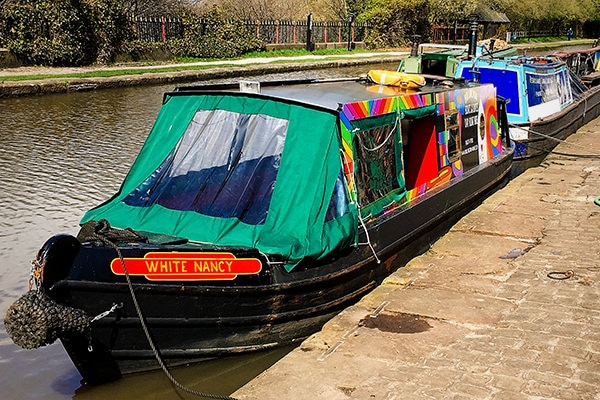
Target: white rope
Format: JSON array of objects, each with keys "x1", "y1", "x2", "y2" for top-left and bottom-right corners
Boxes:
[{"x1": 510, "y1": 122, "x2": 600, "y2": 156}]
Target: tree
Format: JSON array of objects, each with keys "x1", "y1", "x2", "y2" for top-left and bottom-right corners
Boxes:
[
  {"x1": 216, "y1": 0, "x2": 309, "y2": 20},
  {"x1": 167, "y1": 7, "x2": 266, "y2": 58},
  {"x1": 359, "y1": 0, "x2": 431, "y2": 48},
  {"x1": 429, "y1": 0, "x2": 478, "y2": 26},
  {"x1": 121, "y1": 0, "x2": 186, "y2": 16}
]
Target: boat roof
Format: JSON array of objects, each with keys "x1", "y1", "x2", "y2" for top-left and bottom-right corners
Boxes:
[
  {"x1": 554, "y1": 46, "x2": 600, "y2": 57},
  {"x1": 173, "y1": 77, "x2": 467, "y2": 111},
  {"x1": 462, "y1": 55, "x2": 565, "y2": 70}
]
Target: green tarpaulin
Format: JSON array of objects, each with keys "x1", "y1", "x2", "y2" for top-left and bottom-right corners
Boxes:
[{"x1": 82, "y1": 93, "x2": 358, "y2": 271}]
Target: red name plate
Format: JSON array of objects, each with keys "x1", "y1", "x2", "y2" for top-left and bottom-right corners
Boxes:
[{"x1": 111, "y1": 252, "x2": 262, "y2": 281}]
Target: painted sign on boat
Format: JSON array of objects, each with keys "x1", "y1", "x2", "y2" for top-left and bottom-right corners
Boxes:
[{"x1": 110, "y1": 252, "x2": 262, "y2": 280}]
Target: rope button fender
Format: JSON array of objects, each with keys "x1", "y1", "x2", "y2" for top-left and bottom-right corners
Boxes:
[{"x1": 547, "y1": 270, "x2": 575, "y2": 280}]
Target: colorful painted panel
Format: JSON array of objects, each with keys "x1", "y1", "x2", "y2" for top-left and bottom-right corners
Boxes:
[
  {"x1": 339, "y1": 83, "x2": 501, "y2": 214},
  {"x1": 479, "y1": 84, "x2": 502, "y2": 160}
]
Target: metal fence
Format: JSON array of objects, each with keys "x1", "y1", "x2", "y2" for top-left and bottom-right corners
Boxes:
[
  {"x1": 130, "y1": 16, "x2": 370, "y2": 45},
  {"x1": 246, "y1": 20, "x2": 369, "y2": 45},
  {"x1": 132, "y1": 17, "x2": 184, "y2": 43},
  {"x1": 432, "y1": 25, "x2": 553, "y2": 44}
]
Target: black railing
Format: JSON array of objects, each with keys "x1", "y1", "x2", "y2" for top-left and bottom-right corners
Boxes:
[
  {"x1": 130, "y1": 16, "x2": 370, "y2": 45},
  {"x1": 0, "y1": 14, "x2": 368, "y2": 48},
  {"x1": 131, "y1": 16, "x2": 184, "y2": 43}
]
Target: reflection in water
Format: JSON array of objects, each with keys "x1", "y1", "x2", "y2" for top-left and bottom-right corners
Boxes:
[
  {"x1": 0, "y1": 64, "x2": 395, "y2": 399},
  {"x1": 74, "y1": 345, "x2": 297, "y2": 399}
]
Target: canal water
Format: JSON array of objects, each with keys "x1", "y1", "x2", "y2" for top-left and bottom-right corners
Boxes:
[{"x1": 0, "y1": 62, "x2": 396, "y2": 399}]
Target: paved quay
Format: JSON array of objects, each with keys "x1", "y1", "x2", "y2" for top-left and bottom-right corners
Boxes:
[{"x1": 234, "y1": 119, "x2": 600, "y2": 399}]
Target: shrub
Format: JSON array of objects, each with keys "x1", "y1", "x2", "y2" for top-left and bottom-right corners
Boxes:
[
  {"x1": 168, "y1": 8, "x2": 266, "y2": 59},
  {"x1": 1, "y1": 0, "x2": 130, "y2": 66},
  {"x1": 86, "y1": 0, "x2": 132, "y2": 64},
  {"x1": 3, "y1": 0, "x2": 94, "y2": 66}
]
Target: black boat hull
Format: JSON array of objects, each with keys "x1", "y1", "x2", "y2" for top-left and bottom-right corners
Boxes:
[{"x1": 46, "y1": 147, "x2": 514, "y2": 384}]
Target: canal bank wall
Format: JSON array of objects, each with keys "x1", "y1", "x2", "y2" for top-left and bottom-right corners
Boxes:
[
  {"x1": 233, "y1": 118, "x2": 600, "y2": 398},
  {"x1": 0, "y1": 53, "x2": 405, "y2": 98}
]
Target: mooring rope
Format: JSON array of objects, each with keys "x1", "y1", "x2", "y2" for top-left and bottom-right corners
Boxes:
[
  {"x1": 509, "y1": 123, "x2": 600, "y2": 158},
  {"x1": 89, "y1": 232, "x2": 238, "y2": 400}
]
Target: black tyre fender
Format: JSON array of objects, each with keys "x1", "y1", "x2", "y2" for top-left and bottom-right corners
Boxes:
[{"x1": 37, "y1": 234, "x2": 81, "y2": 289}]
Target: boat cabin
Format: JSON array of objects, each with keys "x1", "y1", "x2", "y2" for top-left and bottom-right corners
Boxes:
[
  {"x1": 81, "y1": 78, "x2": 506, "y2": 271},
  {"x1": 401, "y1": 44, "x2": 467, "y2": 78},
  {"x1": 456, "y1": 57, "x2": 575, "y2": 127},
  {"x1": 400, "y1": 42, "x2": 518, "y2": 79}
]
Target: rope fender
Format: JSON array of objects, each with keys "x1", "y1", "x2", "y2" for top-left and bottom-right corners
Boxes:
[{"x1": 4, "y1": 290, "x2": 90, "y2": 349}]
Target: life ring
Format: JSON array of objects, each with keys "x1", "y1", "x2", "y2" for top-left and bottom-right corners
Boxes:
[{"x1": 367, "y1": 70, "x2": 426, "y2": 89}]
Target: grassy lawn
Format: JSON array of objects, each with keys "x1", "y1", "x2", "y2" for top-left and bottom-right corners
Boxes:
[{"x1": 1, "y1": 48, "x2": 384, "y2": 82}]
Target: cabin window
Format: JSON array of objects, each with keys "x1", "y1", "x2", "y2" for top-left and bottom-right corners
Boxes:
[
  {"x1": 123, "y1": 109, "x2": 288, "y2": 225},
  {"x1": 445, "y1": 110, "x2": 461, "y2": 162},
  {"x1": 351, "y1": 112, "x2": 403, "y2": 215},
  {"x1": 325, "y1": 171, "x2": 350, "y2": 221}
]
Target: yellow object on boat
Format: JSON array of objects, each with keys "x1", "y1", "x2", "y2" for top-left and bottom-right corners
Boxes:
[{"x1": 367, "y1": 70, "x2": 426, "y2": 89}]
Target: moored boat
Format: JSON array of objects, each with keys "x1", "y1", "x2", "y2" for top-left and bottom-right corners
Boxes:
[
  {"x1": 5, "y1": 75, "x2": 514, "y2": 385},
  {"x1": 553, "y1": 45, "x2": 600, "y2": 86},
  {"x1": 398, "y1": 35, "x2": 600, "y2": 171},
  {"x1": 455, "y1": 54, "x2": 600, "y2": 170}
]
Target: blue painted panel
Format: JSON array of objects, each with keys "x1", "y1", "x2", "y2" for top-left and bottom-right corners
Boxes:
[{"x1": 459, "y1": 67, "x2": 522, "y2": 117}]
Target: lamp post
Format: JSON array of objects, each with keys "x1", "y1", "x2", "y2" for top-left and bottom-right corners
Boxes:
[{"x1": 306, "y1": 13, "x2": 314, "y2": 52}]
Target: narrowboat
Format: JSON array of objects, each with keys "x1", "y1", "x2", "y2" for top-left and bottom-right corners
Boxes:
[
  {"x1": 5, "y1": 75, "x2": 514, "y2": 385},
  {"x1": 456, "y1": 55, "x2": 600, "y2": 168},
  {"x1": 553, "y1": 45, "x2": 600, "y2": 86},
  {"x1": 399, "y1": 39, "x2": 600, "y2": 170}
]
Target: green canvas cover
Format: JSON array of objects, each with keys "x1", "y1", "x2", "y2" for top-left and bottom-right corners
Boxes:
[{"x1": 81, "y1": 93, "x2": 358, "y2": 271}]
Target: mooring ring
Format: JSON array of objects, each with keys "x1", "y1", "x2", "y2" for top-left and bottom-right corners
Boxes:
[{"x1": 547, "y1": 270, "x2": 574, "y2": 280}]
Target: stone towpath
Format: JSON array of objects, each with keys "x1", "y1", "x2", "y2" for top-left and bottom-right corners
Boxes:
[{"x1": 234, "y1": 117, "x2": 600, "y2": 399}]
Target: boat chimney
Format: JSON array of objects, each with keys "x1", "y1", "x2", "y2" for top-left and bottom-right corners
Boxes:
[
  {"x1": 410, "y1": 34, "x2": 421, "y2": 57},
  {"x1": 467, "y1": 20, "x2": 479, "y2": 58}
]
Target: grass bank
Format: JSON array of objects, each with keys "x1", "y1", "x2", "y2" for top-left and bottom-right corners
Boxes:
[{"x1": 1, "y1": 48, "x2": 382, "y2": 82}]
